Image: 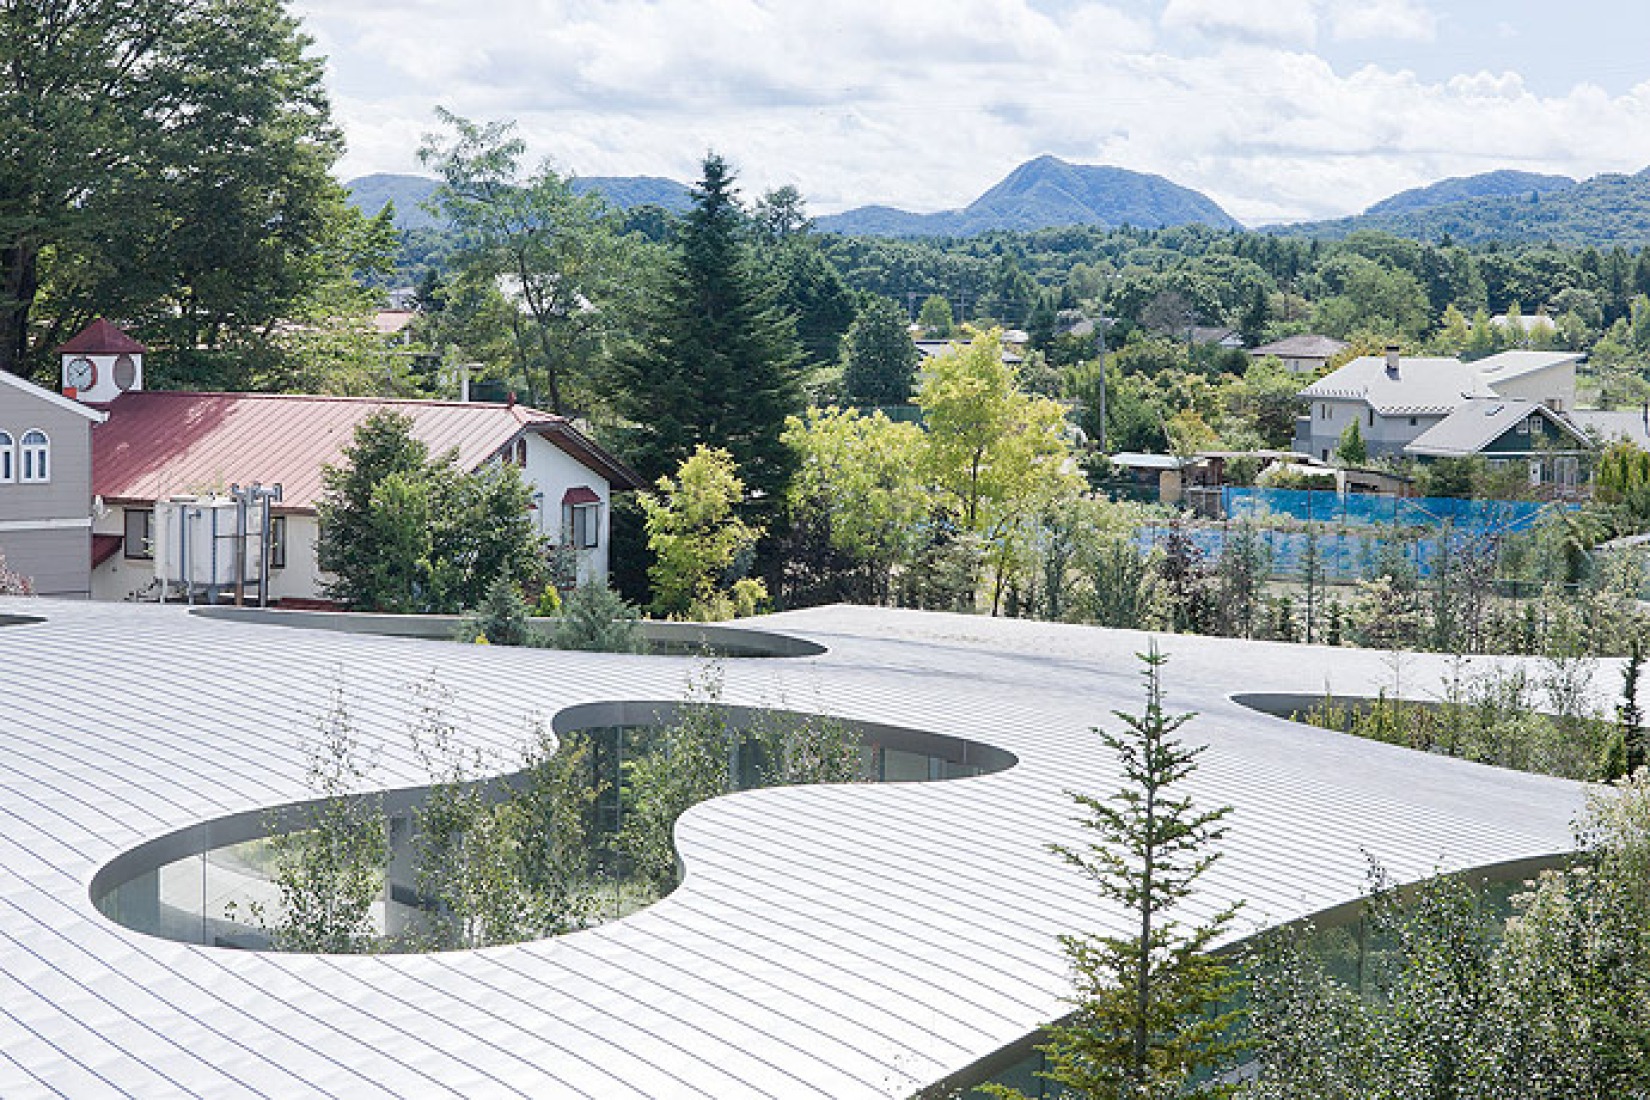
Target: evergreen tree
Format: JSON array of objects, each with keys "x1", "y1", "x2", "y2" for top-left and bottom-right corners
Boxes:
[
  {"x1": 1335, "y1": 420, "x2": 1368, "y2": 465},
  {"x1": 992, "y1": 644, "x2": 1245, "y2": 1099},
  {"x1": 840, "y1": 295, "x2": 920, "y2": 406},
  {"x1": 610, "y1": 153, "x2": 803, "y2": 511}
]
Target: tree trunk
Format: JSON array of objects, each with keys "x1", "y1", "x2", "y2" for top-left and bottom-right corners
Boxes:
[{"x1": 0, "y1": 241, "x2": 40, "y2": 378}]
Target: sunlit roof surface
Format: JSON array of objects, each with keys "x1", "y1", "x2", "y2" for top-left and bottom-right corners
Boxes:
[{"x1": 0, "y1": 600, "x2": 1587, "y2": 1097}]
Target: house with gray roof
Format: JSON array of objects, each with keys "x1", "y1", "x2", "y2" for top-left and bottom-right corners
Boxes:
[
  {"x1": 1569, "y1": 407, "x2": 1650, "y2": 451},
  {"x1": 1406, "y1": 397, "x2": 1590, "y2": 492},
  {"x1": 1293, "y1": 346, "x2": 1584, "y2": 474},
  {"x1": 1249, "y1": 333, "x2": 1348, "y2": 375},
  {"x1": 1294, "y1": 347, "x2": 1495, "y2": 462}
]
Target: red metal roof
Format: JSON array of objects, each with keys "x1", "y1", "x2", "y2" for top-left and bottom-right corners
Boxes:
[
  {"x1": 57, "y1": 319, "x2": 147, "y2": 356},
  {"x1": 92, "y1": 392, "x2": 640, "y2": 512}
]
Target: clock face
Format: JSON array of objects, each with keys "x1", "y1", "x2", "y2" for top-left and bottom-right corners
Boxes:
[
  {"x1": 66, "y1": 356, "x2": 96, "y2": 391},
  {"x1": 112, "y1": 354, "x2": 137, "y2": 391}
]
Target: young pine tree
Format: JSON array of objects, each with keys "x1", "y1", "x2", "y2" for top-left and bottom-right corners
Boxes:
[{"x1": 992, "y1": 643, "x2": 1245, "y2": 1099}]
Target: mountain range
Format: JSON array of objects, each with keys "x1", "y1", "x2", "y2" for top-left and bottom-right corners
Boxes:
[
  {"x1": 345, "y1": 159, "x2": 1650, "y2": 247},
  {"x1": 813, "y1": 156, "x2": 1243, "y2": 235},
  {"x1": 1275, "y1": 166, "x2": 1650, "y2": 246},
  {"x1": 1362, "y1": 169, "x2": 1577, "y2": 216}
]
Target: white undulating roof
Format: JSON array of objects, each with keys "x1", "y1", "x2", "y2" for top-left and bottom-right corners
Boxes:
[{"x1": 0, "y1": 600, "x2": 1589, "y2": 1098}]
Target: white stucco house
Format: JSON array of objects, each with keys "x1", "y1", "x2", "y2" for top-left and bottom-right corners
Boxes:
[{"x1": 84, "y1": 385, "x2": 641, "y2": 604}]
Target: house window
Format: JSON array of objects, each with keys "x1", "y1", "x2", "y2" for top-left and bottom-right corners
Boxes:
[
  {"x1": 1409, "y1": 416, "x2": 1418, "y2": 427},
  {"x1": 19, "y1": 429, "x2": 48, "y2": 483},
  {"x1": 268, "y1": 515, "x2": 287, "y2": 569},
  {"x1": 564, "y1": 503, "x2": 600, "y2": 549},
  {"x1": 514, "y1": 438, "x2": 528, "y2": 466},
  {"x1": 124, "y1": 509, "x2": 154, "y2": 560},
  {"x1": 561, "y1": 487, "x2": 601, "y2": 550},
  {"x1": 1556, "y1": 456, "x2": 1579, "y2": 490},
  {"x1": 1367, "y1": 408, "x2": 1374, "y2": 427},
  {"x1": 0, "y1": 431, "x2": 12, "y2": 483}
]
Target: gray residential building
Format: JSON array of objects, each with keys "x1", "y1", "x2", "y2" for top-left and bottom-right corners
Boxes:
[
  {"x1": 1293, "y1": 346, "x2": 1582, "y2": 464},
  {"x1": 0, "y1": 369, "x2": 106, "y2": 596}
]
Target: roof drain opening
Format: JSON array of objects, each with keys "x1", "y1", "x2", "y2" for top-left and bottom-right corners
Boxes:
[{"x1": 91, "y1": 703, "x2": 1015, "y2": 952}]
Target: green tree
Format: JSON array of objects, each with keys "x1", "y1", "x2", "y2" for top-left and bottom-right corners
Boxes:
[
  {"x1": 840, "y1": 295, "x2": 920, "y2": 406},
  {"x1": 548, "y1": 583, "x2": 646, "y2": 654},
  {"x1": 782, "y1": 407, "x2": 929, "y2": 604},
  {"x1": 918, "y1": 329, "x2": 1081, "y2": 613},
  {"x1": 641, "y1": 445, "x2": 767, "y2": 620},
  {"x1": 260, "y1": 687, "x2": 388, "y2": 953},
  {"x1": 610, "y1": 153, "x2": 803, "y2": 509},
  {"x1": 763, "y1": 235, "x2": 857, "y2": 371},
  {"x1": 462, "y1": 575, "x2": 534, "y2": 647},
  {"x1": 619, "y1": 661, "x2": 736, "y2": 893},
  {"x1": 316, "y1": 410, "x2": 541, "y2": 612},
  {"x1": 0, "y1": 0, "x2": 348, "y2": 379},
  {"x1": 1217, "y1": 521, "x2": 1270, "y2": 639},
  {"x1": 1335, "y1": 420, "x2": 1367, "y2": 465},
  {"x1": 917, "y1": 293, "x2": 955, "y2": 337},
  {"x1": 419, "y1": 109, "x2": 634, "y2": 414},
  {"x1": 994, "y1": 644, "x2": 1244, "y2": 1099}
]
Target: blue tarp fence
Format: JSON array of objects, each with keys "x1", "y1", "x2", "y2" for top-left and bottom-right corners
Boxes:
[
  {"x1": 1219, "y1": 487, "x2": 1555, "y2": 535},
  {"x1": 1137, "y1": 489, "x2": 1572, "y2": 582}
]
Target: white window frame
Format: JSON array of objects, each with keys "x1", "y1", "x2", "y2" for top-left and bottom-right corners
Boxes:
[
  {"x1": 0, "y1": 431, "x2": 12, "y2": 483},
  {"x1": 563, "y1": 502, "x2": 600, "y2": 550},
  {"x1": 19, "y1": 429, "x2": 48, "y2": 483}
]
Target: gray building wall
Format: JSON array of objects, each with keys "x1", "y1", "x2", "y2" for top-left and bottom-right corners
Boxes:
[
  {"x1": 0, "y1": 384, "x2": 97, "y2": 597},
  {"x1": 1296, "y1": 397, "x2": 1442, "y2": 461}
]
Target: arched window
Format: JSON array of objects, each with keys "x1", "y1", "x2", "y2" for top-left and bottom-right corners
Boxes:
[
  {"x1": 0, "y1": 431, "x2": 13, "y2": 483},
  {"x1": 19, "y1": 430, "x2": 48, "y2": 483}
]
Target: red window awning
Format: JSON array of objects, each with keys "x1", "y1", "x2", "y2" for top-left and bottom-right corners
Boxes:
[{"x1": 561, "y1": 486, "x2": 601, "y2": 506}]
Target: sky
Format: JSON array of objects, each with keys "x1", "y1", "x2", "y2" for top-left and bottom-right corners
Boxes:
[{"x1": 294, "y1": 0, "x2": 1650, "y2": 226}]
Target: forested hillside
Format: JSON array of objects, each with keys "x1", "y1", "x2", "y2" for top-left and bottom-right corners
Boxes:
[
  {"x1": 1364, "y1": 169, "x2": 1576, "y2": 215},
  {"x1": 1282, "y1": 167, "x2": 1650, "y2": 245}
]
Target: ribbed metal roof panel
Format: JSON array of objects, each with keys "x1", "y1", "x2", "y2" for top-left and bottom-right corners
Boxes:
[
  {"x1": 91, "y1": 392, "x2": 565, "y2": 510},
  {"x1": 0, "y1": 600, "x2": 1590, "y2": 1097}
]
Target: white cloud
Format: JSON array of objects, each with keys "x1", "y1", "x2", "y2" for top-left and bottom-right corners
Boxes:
[
  {"x1": 301, "y1": 1, "x2": 1650, "y2": 225},
  {"x1": 1161, "y1": 0, "x2": 1319, "y2": 46},
  {"x1": 1328, "y1": 0, "x2": 1437, "y2": 43}
]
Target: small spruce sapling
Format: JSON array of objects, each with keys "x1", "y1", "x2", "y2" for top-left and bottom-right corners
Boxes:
[{"x1": 989, "y1": 642, "x2": 1246, "y2": 1099}]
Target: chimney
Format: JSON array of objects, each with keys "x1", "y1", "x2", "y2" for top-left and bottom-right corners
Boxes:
[{"x1": 1384, "y1": 345, "x2": 1401, "y2": 376}]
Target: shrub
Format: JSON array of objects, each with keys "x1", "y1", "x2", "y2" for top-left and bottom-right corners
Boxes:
[{"x1": 549, "y1": 584, "x2": 646, "y2": 653}]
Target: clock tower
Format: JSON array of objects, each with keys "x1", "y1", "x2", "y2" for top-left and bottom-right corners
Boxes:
[{"x1": 56, "y1": 318, "x2": 145, "y2": 403}]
